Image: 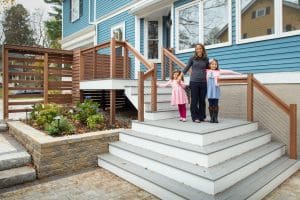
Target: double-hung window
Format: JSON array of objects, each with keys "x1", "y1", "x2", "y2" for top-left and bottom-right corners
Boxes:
[{"x1": 144, "y1": 19, "x2": 162, "y2": 62}]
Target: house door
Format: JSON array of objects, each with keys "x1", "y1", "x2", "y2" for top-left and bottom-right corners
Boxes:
[{"x1": 164, "y1": 12, "x2": 172, "y2": 48}]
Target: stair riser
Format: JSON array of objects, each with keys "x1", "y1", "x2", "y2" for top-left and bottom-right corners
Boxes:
[
  {"x1": 215, "y1": 146, "x2": 285, "y2": 194},
  {"x1": 98, "y1": 159, "x2": 186, "y2": 200},
  {"x1": 120, "y1": 133, "x2": 271, "y2": 167},
  {"x1": 144, "y1": 110, "x2": 191, "y2": 120},
  {"x1": 0, "y1": 155, "x2": 31, "y2": 171},
  {"x1": 131, "y1": 122, "x2": 258, "y2": 146},
  {"x1": 145, "y1": 102, "x2": 175, "y2": 112},
  {"x1": 126, "y1": 87, "x2": 172, "y2": 95},
  {"x1": 0, "y1": 170, "x2": 36, "y2": 189},
  {"x1": 108, "y1": 145, "x2": 284, "y2": 195}
]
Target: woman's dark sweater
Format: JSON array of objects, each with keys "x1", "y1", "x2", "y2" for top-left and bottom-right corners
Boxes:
[{"x1": 183, "y1": 56, "x2": 209, "y2": 82}]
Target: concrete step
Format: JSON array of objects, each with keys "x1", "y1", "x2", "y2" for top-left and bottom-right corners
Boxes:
[
  {"x1": 132, "y1": 118, "x2": 258, "y2": 146},
  {"x1": 119, "y1": 129, "x2": 271, "y2": 167},
  {"x1": 0, "y1": 124, "x2": 8, "y2": 133},
  {"x1": 0, "y1": 166, "x2": 36, "y2": 189},
  {"x1": 125, "y1": 85, "x2": 172, "y2": 94},
  {"x1": 0, "y1": 151, "x2": 31, "y2": 171},
  {"x1": 108, "y1": 141, "x2": 284, "y2": 194},
  {"x1": 98, "y1": 154, "x2": 299, "y2": 200}
]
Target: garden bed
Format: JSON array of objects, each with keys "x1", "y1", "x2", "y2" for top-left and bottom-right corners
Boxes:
[{"x1": 8, "y1": 120, "x2": 121, "y2": 178}]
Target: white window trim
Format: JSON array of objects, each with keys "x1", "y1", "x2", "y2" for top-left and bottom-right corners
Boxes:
[
  {"x1": 236, "y1": 0, "x2": 300, "y2": 45},
  {"x1": 71, "y1": 0, "x2": 80, "y2": 22},
  {"x1": 110, "y1": 22, "x2": 126, "y2": 41},
  {"x1": 144, "y1": 18, "x2": 163, "y2": 63},
  {"x1": 175, "y1": 0, "x2": 232, "y2": 54}
]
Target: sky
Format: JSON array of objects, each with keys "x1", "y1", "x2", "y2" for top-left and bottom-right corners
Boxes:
[{"x1": 15, "y1": 0, "x2": 53, "y2": 21}]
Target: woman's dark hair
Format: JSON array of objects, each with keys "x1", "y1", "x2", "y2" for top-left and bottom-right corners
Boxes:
[
  {"x1": 209, "y1": 58, "x2": 219, "y2": 70},
  {"x1": 193, "y1": 43, "x2": 207, "y2": 59},
  {"x1": 171, "y1": 70, "x2": 184, "y2": 81}
]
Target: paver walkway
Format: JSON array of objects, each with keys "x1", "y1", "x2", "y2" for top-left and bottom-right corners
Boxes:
[{"x1": 0, "y1": 166, "x2": 299, "y2": 200}]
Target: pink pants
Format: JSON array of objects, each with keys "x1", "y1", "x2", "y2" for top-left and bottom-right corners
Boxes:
[{"x1": 178, "y1": 104, "x2": 186, "y2": 118}]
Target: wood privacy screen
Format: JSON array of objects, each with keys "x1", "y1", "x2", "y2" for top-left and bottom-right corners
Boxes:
[{"x1": 2, "y1": 45, "x2": 73, "y2": 119}]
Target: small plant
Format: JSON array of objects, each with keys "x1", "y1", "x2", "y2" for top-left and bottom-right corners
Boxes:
[
  {"x1": 74, "y1": 100, "x2": 100, "y2": 124},
  {"x1": 46, "y1": 117, "x2": 75, "y2": 136},
  {"x1": 87, "y1": 114, "x2": 105, "y2": 129},
  {"x1": 35, "y1": 104, "x2": 61, "y2": 128}
]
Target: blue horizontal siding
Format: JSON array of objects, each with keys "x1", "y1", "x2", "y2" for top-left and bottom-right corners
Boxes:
[
  {"x1": 63, "y1": 0, "x2": 90, "y2": 37},
  {"x1": 97, "y1": 11, "x2": 135, "y2": 78},
  {"x1": 96, "y1": 0, "x2": 132, "y2": 19}
]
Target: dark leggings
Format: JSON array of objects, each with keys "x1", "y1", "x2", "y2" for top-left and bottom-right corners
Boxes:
[
  {"x1": 189, "y1": 81, "x2": 207, "y2": 121},
  {"x1": 208, "y1": 98, "x2": 219, "y2": 107}
]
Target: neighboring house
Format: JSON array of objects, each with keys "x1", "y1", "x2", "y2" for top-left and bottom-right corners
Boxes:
[{"x1": 62, "y1": 0, "x2": 300, "y2": 81}]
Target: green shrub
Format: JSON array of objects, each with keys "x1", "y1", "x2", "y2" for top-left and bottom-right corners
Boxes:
[
  {"x1": 46, "y1": 117, "x2": 75, "y2": 136},
  {"x1": 74, "y1": 100, "x2": 100, "y2": 124},
  {"x1": 35, "y1": 104, "x2": 61, "y2": 128},
  {"x1": 87, "y1": 114, "x2": 105, "y2": 129}
]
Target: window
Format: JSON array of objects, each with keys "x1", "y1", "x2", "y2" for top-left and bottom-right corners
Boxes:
[
  {"x1": 70, "y1": 0, "x2": 83, "y2": 22},
  {"x1": 282, "y1": 0, "x2": 300, "y2": 33},
  {"x1": 239, "y1": 0, "x2": 274, "y2": 41},
  {"x1": 237, "y1": 0, "x2": 300, "y2": 43},
  {"x1": 144, "y1": 19, "x2": 162, "y2": 61},
  {"x1": 176, "y1": 0, "x2": 231, "y2": 53},
  {"x1": 111, "y1": 22, "x2": 125, "y2": 56}
]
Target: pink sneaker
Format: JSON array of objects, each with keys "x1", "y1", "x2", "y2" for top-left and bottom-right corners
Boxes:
[
  {"x1": 182, "y1": 118, "x2": 187, "y2": 122},
  {"x1": 179, "y1": 118, "x2": 183, "y2": 121}
]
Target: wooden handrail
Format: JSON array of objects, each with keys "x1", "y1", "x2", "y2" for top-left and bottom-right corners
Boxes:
[
  {"x1": 162, "y1": 48, "x2": 185, "y2": 68},
  {"x1": 81, "y1": 41, "x2": 110, "y2": 54},
  {"x1": 125, "y1": 41, "x2": 152, "y2": 69}
]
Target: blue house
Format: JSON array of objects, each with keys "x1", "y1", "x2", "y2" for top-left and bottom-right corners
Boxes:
[
  {"x1": 61, "y1": 1, "x2": 300, "y2": 199},
  {"x1": 62, "y1": 0, "x2": 300, "y2": 82}
]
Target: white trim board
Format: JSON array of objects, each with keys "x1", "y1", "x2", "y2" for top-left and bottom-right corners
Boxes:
[
  {"x1": 254, "y1": 71, "x2": 300, "y2": 84},
  {"x1": 62, "y1": 29, "x2": 95, "y2": 50}
]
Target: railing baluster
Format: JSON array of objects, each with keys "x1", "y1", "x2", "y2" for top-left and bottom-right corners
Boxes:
[
  {"x1": 161, "y1": 48, "x2": 165, "y2": 80},
  {"x1": 151, "y1": 64, "x2": 157, "y2": 112},
  {"x1": 138, "y1": 71, "x2": 144, "y2": 121}
]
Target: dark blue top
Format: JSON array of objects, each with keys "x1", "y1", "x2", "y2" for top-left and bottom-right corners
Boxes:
[{"x1": 183, "y1": 56, "x2": 209, "y2": 82}]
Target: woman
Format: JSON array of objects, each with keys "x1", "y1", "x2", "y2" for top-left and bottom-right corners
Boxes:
[{"x1": 182, "y1": 44, "x2": 209, "y2": 123}]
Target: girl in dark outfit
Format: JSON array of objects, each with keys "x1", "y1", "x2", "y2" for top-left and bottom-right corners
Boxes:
[{"x1": 182, "y1": 44, "x2": 209, "y2": 123}]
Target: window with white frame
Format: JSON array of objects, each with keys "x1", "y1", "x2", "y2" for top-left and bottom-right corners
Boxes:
[
  {"x1": 240, "y1": 0, "x2": 274, "y2": 40},
  {"x1": 282, "y1": 0, "x2": 300, "y2": 33},
  {"x1": 111, "y1": 23, "x2": 125, "y2": 41},
  {"x1": 204, "y1": 0, "x2": 230, "y2": 46},
  {"x1": 144, "y1": 19, "x2": 162, "y2": 61},
  {"x1": 237, "y1": 0, "x2": 300, "y2": 43},
  {"x1": 71, "y1": 0, "x2": 83, "y2": 22},
  {"x1": 176, "y1": 0, "x2": 231, "y2": 53}
]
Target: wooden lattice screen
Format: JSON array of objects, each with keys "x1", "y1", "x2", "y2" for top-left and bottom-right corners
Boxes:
[{"x1": 2, "y1": 45, "x2": 74, "y2": 120}]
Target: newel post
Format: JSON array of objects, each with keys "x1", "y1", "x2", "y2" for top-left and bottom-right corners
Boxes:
[
  {"x1": 247, "y1": 74, "x2": 254, "y2": 121},
  {"x1": 110, "y1": 37, "x2": 116, "y2": 125},
  {"x1": 289, "y1": 104, "x2": 297, "y2": 159},
  {"x1": 151, "y1": 64, "x2": 157, "y2": 112},
  {"x1": 161, "y1": 48, "x2": 166, "y2": 80},
  {"x1": 138, "y1": 71, "x2": 144, "y2": 122},
  {"x1": 44, "y1": 53, "x2": 49, "y2": 104}
]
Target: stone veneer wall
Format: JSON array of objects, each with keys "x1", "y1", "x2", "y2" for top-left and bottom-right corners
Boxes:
[
  {"x1": 8, "y1": 121, "x2": 119, "y2": 178},
  {"x1": 218, "y1": 84, "x2": 300, "y2": 156}
]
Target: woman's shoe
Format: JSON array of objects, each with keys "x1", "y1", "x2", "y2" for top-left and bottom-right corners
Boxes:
[{"x1": 194, "y1": 119, "x2": 201, "y2": 123}]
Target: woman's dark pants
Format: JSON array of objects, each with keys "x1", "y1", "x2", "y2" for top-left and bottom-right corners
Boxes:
[{"x1": 189, "y1": 81, "x2": 207, "y2": 121}]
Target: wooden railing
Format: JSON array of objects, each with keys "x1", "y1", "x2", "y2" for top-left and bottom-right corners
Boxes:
[
  {"x1": 162, "y1": 48, "x2": 297, "y2": 159},
  {"x1": 161, "y1": 48, "x2": 185, "y2": 80},
  {"x1": 124, "y1": 41, "x2": 157, "y2": 121}
]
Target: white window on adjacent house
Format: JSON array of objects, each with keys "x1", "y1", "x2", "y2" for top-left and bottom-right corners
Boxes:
[
  {"x1": 238, "y1": 0, "x2": 274, "y2": 42},
  {"x1": 175, "y1": 0, "x2": 231, "y2": 53},
  {"x1": 282, "y1": 0, "x2": 300, "y2": 33},
  {"x1": 144, "y1": 19, "x2": 162, "y2": 62},
  {"x1": 71, "y1": 0, "x2": 80, "y2": 22}
]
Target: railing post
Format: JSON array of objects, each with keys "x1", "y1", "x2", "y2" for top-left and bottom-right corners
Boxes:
[
  {"x1": 110, "y1": 37, "x2": 116, "y2": 78},
  {"x1": 151, "y1": 64, "x2": 157, "y2": 112},
  {"x1": 93, "y1": 47, "x2": 96, "y2": 79},
  {"x1": 44, "y1": 53, "x2": 49, "y2": 104},
  {"x1": 79, "y1": 51, "x2": 85, "y2": 80},
  {"x1": 138, "y1": 71, "x2": 144, "y2": 122},
  {"x1": 161, "y1": 48, "x2": 165, "y2": 80},
  {"x1": 123, "y1": 43, "x2": 129, "y2": 78},
  {"x1": 247, "y1": 74, "x2": 254, "y2": 121},
  {"x1": 289, "y1": 104, "x2": 297, "y2": 159},
  {"x1": 169, "y1": 48, "x2": 174, "y2": 79},
  {"x1": 3, "y1": 46, "x2": 9, "y2": 120}
]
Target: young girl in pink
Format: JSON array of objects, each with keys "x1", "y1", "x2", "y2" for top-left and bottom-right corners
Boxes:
[
  {"x1": 207, "y1": 58, "x2": 241, "y2": 123},
  {"x1": 157, "y1": 70, "x2": 188, "y2": 122}
]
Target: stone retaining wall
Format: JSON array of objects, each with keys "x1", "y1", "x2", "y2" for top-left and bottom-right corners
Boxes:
[{"x1": 8, "y1": 121, "x2": 119, "y2": 178}]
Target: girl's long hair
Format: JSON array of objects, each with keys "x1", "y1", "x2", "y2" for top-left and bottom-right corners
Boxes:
[
  {"x1": 171, "y1": 70, "x2": 184, "y2": 81},
  {"x1": 193, "y1": 43, "x2": 207, "y2": 59}
]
